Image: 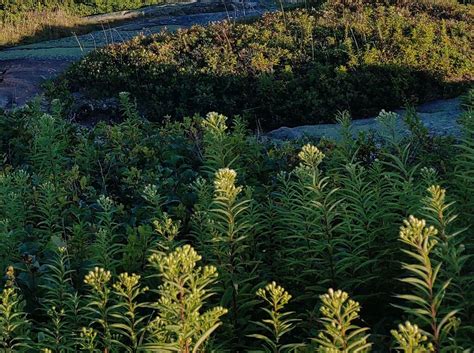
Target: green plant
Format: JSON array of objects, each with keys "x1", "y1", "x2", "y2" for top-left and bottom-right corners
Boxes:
[
  {"x1": 249, "y1": 282, "x2": 302, "y2": 352},
  {"x1": 391, "y1": 321, "x2": 434, "y2": 353},
  {"x1": 0, "y1": 97, "x2": 472, "y2": 350},
  {"x1": 35, "y1": 182, "x2": 67, "y2": 248},
  {"x1": 200, "y1": 113, "x2": 251, "y2": 177},
  {"x1": 145, "y1": 245, "x2": 228, "y2": 352},
  {"x1": 38, "y1": 247, "x2": 81, "y2": 352},
  {"x1": 83, "y1": 267, "x2": 114, "y2": 351},
  {"x1": 396, "y1": 216, "x2": 460, "y2": 351},
  {"x1": 91, "y1": 195, "x2": 122, "y2": 273},
  {"x1": 0, "y1": 267, "x2": 31, "y2": 351},
  {"x1": 271, "y1": 143, "x2": 347, "y2": 303},
  {"x1": 111, "y1": 273, "x2": 148, "y2": 352},
  {"x1": 421, "y1": 185, "x2": 469, "y2": 307},
  {"x1": 0, "y1": 169, "x2": 30, "y2": 270},
  {"x1": 454, "y1": 101, "x2": 474, "y2": 224},
  {"x1": 192, "y1": 167, "x2": 260, "y2": 347},
  {"x1": 78, "y1": 327, "x2": 99, "y2": 352},
  {"x1": 313, "y1": 288, "x2": 371, "y2": 352},
  {"x1": 337, "y1": 162, "x2": 390, "y2": 295},
  {"x1": 28, "y1": 114, "x2": 68, "y2": 183}
]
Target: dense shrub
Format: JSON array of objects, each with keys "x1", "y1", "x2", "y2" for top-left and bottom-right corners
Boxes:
[
  {"x1": 60, "y1": 1, "x2": 474, "y2": 129},
  {"x1": 0, "y1": 90, "x2": 472, "y2": 350}
]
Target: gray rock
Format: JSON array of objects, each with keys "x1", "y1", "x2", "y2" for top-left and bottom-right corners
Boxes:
[
  {"x1": 267, "y1": 98, "x2": 463, "y2": 141},
  {"x1": 0, "y1": 95, "x2": 10, "y2": 110},
  {"x1": 0, "y1": 59, "x2": 73, "y2": 110},
  {"x1": 69, "y1": 92, "x2": 120, "y2": 124},
  {"x1": 267, "y1": 126, "x2": 303, "y2": 140}
]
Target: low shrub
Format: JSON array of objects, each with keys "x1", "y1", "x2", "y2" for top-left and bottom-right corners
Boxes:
[{"x1": 60, "y1": 1, "x2": 474, "y2": 129}]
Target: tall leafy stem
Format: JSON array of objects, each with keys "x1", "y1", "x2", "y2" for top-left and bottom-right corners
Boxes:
[
  {"x1": 92, "y1": 195, "x2": 122, "y2": 273},
  {"x1": 0, "y1": 266, "x2": 31, "y2": 351},
  {"x1": 110, "y1": 273, "x2": 148, "y2": 352},
  {"x1": 145, "y1": 245, "x2": 227, "y2": 352},
  {"x1": 35, "y1": 182, "x2": 68, "y2": 248},
  {"x1": 0, "y1": 170, "x2": 31, "y2": 270},
  {"x1": 296, "y1": 144, "x2": 345, "y2": 291},
  {"x1": 200, "y1": 113, "x2": 251, "y2": 178},
  {"x1": 421, "y1": 186, "x2": 472, "y2": 345},
  {"x1": 249, "y1": 282, "x2": 302, "y2": 352},
  {"x1": 28, "y1": 111, "x2": 69, "y2": 184},
  {"x1": 395, "y1": 216, "x2": 460, "y2": 352},
  {"x1": 83, "y1": 267, "x2": 114, "y2": 352},
  {"x1": 313, "y1": 288, "x2": 371, "y2": 352},
  {"x1": 38, "y1": 247, "x2": 82, "y2": 352},
  {"x1": 193, "y1": 168, "x2": 260, "y2": 347},
  {"x1": 337, "y1": 162, "x2": 389, "y2": 296}
]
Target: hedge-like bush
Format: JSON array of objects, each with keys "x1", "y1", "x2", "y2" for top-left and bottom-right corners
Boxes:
[{"x1": 61, "y1": 1, "x2": 474, "y2": 129}]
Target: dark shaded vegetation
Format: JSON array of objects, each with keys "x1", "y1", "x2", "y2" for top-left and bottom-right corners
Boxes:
[{"x1": 59, "y1": 0, "x2": 474, "y2": 129}]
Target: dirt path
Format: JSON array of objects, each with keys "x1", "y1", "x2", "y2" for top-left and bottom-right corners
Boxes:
[{"x1": 0, "y1": 5, "x2": 267, "y2": 109}]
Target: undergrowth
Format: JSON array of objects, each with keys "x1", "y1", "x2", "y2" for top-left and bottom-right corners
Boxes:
[{"x1": 0, "y1": 89, "x2": 472, "y2": 351}]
